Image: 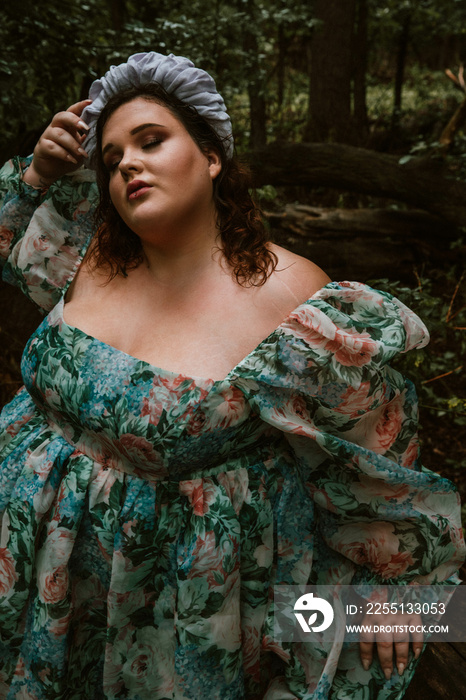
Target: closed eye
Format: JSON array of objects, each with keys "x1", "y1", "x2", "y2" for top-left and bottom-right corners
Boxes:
[
  {"x1": 142, "y1": 139, "x2": 161, "y2": 150},
  {"x1": 104, "y1": 139, "x2": 162, "y2": 172}
]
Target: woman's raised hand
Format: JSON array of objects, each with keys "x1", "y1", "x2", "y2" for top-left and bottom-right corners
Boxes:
[{"x1": 23, "y1": 100, "x2": 92, "y2": 189}]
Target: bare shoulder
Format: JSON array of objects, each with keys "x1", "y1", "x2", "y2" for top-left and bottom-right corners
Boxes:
[{"x1": 268, "y1": 243, "x2": 331, "y2": 303}]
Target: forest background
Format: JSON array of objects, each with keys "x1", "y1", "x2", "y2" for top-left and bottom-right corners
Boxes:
[{"x1": 1, "y1": 0, "x2": 465, "y2": 501}]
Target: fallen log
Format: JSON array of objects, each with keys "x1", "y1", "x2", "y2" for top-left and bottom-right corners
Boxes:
[
  {"x1": 249, "y1": 142, "x2": 466, "y2": 228},
  {"x1": 262, "y1": 204, "x2": 458, "y2": 283},
  {"x1": 263, "y1": 204, "x2": 457, "y2": 240}
]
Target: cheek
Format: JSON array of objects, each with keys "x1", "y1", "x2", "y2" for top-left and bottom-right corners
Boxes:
[{"x1": 108, "y1": 179, "x2": 124, "y2": 212}]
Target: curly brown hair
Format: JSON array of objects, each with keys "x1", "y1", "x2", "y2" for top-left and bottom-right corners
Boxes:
[{"x1": 92, "y1": 83, "x2": 277, "y2": 286}]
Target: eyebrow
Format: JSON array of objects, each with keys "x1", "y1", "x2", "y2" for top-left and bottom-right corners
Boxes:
[{"x1": 102, "y1": 123, "x2": 166, "y2": 158}]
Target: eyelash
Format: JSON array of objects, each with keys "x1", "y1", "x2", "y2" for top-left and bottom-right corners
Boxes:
[
  {"x1": 106, "y1": 139, "x2": 162, "y2": 172},
  {"x1": 142, "y1": 138, "x2": 161, "y2": 150}
]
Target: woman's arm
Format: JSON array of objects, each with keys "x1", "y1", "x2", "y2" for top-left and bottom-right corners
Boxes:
[
  {"x1": 242, "y1": 282, "x2": 465, "y2": 685},
  {"x1": 0, "y1": 101, "x2": 99, "y2": 311}
]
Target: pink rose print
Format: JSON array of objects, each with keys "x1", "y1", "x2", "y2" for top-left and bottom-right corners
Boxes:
[
  {"x1": 345, "y1": 393, "x2": 405, "y2": 455},
  {"x1": 209, "y1": 387, "x2": 246, "y2": 429},
  {"x1": 49, "y1": 612, "x2": 71, "y2": 637},
  {"x1": 380, "y1": 550, "x2": 415, "y2": 578},
  {"x1": 0, "y1": 225, "x2": 13, "y2": 258},
  {"x1": 325, "y1": 328, "x2": 378, "y2": 367},
  {"x1": 283, "y1": 306, "x2": 333, "y2": 350},
  {"x1": 142, "y1": 375, "x2": 211, "y2": 427},
  {"x1": 372, "y1": 395, "x2": 404, "y2": 454},
  {"x1": 6, "y1": 411, "x2": 34, "y2": 437},
  {"x1": 186, "y1": 409, "x2": 207, "y2": 436},
  {"x1": 291, "y1": 394, "x2": 310, "y2": 421},
  {"x1": 188, "y1": 531, "x2": 237, "y2": 580},
  {"x1": 329, "y1": 522, "x2": 414, "y2": 579},
  {"x1": 14, "y1": 657, "x2": 25, "y2": 679},
  {"x1": 0, "y1": 547, "x2": 18, "y2": 596},
  {"x1": 114, "y1": 434, "x2": 166, "y2": 477},
  {"x1": 268, "y1": 393, "x2": 317, "y2": 436},
  {"x1": 38, "y1": 667, "x2": 51, "y2": 683},
  {"x1": 337, "y1": 382, "x2": 375, "y2": 417},
  {"x1": 242, "y1": 625, "x2": 260, "y2": 678},
  {"x1": 141, "y1": 393, "x2": 165, "y2": 425},
  {"x1": 261, "y1": 634, "x2": 291, "y2": 662},
  {"x1": 217, "y1": 469, "x2": 249, "y2": 515},
  {"x1": 350, "y1": 474, "x2": 410, "y2": 505},
  {"x1": 40, "y1": 564, "x2": 69, "y2": 604},
  {"x1": 45, "y1": 253, "x2": 76, "y2": 289},
  {"x1": 33, "y1": 233, "x2": 50, "y2": 252},
  {"x1": 179, "y1": 478, "x2": 217, "y2": 516},
  {"x1": 402, "y1": 435, "x2": 420, "y2": 468}
]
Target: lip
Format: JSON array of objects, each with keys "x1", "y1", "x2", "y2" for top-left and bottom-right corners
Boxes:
[{"x1": 127, "y1": 180, "x2": 152, "y2": 200}]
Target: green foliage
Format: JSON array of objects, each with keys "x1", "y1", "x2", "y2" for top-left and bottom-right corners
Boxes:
[
  {"x1": 3, "y1": 0, "x2": 466, "y2": 158},
  {"x1": 369, "y1": 260, "x2": 466, "y2": 468},
  {"x1": 370, "y1": 0, "x2": 466, "y2": 54},
  {"x1": 367, "y1": 68, "x2": 456, "y2": 124},
  {"x1": 1, "y1": 0, "x2": 318, "y2": 158},
  {"x1": 254, "y1": 185, "x2": 278, "y2": 203}
]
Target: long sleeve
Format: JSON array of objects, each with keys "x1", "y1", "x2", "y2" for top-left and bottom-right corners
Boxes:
[
  {"x1": 0, "y1": 157, "x2": 98, "y2": 312},
  {"x1": 232, "y1": 282, "x2": 465, "y2": 587}
]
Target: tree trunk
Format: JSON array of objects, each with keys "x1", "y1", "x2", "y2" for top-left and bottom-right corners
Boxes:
[
  {"x1": 277, "y1": 24, "x2": 286, "y2": 109},
  {"x1": 242, "y1": 0, "x2": 267, "y2": 149},
  {"x1": 249, "y1": 142, "x2": 466, "y2": 227},
  {"x1": 392, "y1": 12, "x2": 411, "y2": 129},
  {"x1": 353, "y1": 0, "x2": 369, "y2": 142},
  {"x1": 107, "y1": 0, "x2": 126, "y2": 32},
  {"x1": 304, "y1": 0, "x2": 357, "y2": 143}
]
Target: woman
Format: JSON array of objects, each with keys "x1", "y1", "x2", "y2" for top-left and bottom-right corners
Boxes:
[{"x1": 0, "y1": 52, "x2": 464, "y2": 700}]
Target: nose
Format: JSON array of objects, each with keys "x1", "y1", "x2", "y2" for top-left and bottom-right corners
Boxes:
[{"x1": 118, "y1": 150, "x2": 143, "y2": 178}]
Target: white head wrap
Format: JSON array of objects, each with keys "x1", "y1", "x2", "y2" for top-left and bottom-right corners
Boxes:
[{"x1": 82, "y1": 51, "x2": 233, "y2": 165}]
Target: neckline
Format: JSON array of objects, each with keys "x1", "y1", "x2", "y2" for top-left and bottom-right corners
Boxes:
[{"x1": 56, "y1": 284, "x2": 334, "y2": 385}]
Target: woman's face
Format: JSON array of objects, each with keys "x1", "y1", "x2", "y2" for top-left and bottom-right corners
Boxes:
[{"x1": 101, "y1": 97, "x2": 221, "y2": 241}]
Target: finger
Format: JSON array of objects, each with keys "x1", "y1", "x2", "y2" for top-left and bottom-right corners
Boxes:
[
  {"x1": 50, "y1": 109, "x2": 90, "y2": 137},
  {"x1": 393, "y1": 640, "x2": 409, "y2": 676},
  {"x1": 66, "y1": 99, "x2": 93, "y2": 117},
  {"x1": 376, "y1": 637, "x2": 394, "y2": 681},
  {"x1": 41, "y1": 126, "x2": 88, "y2": 160},
  {"x1": 39, "y1": 134, "x2": 88, "y2": 163},
  {"x1": 392, "y1": 620, "x2": 411, "y2": 676},
  {"x1": 411, "y1": 627, "x2": 424, "y2": 662},
  {"x1": 37, "y1": 138, "x2": 83, "y2": 165},
  {"x1": 408, "y1": 613, "x2": 424, "y2": 662},
  {"x1": 359, "y1": 640, "x2": 374, "y2": 672},
  {"x1": 359, "y1": 620, "x2": 375, "y2": 672}
]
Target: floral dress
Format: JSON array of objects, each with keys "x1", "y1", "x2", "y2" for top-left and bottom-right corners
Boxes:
[{"x1": 0, "y1": 157, "x2": 464, "y2": 700}]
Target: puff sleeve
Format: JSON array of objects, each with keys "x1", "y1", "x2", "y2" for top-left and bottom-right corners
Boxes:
[
  {"x1": 233, "y1": 281, "x2": 465, "y2": 587},
  {"x1": 0, "y1": 156, "x2": 98, "y2": 311}
]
